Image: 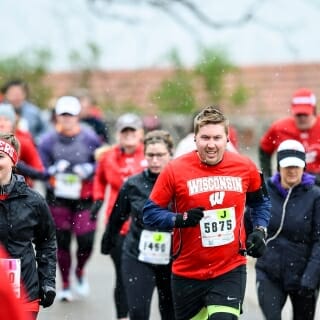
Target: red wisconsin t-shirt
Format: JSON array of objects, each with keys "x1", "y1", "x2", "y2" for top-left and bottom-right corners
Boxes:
[
  {"x1": 260, "y1": 116, "x2": 320, "y2": 174},
  {"x1": 149, "y1": 150, "x2": 262, "y2": 280}
]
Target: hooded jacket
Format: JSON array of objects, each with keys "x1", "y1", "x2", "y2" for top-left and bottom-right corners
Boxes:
[
  {"x1": 256, "y1": 172, "x2": 320, "y2": 290},
  {"x1": 0, "y1": 174, "x2": 56, "y2": 302}
]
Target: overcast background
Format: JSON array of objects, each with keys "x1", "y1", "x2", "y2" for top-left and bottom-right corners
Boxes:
[{"x1": 1, "y1": 0, "x2": 320, "y2": 71}]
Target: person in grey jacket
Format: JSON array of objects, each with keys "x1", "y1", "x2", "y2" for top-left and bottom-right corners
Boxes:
[
  {"x1": 253, "y1": 139, "x2": 320, "y2": 320},
  {"x1": 0, "y1": 133, "x2": 56, "y2": 320}
]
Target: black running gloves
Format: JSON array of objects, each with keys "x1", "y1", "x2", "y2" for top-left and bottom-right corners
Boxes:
[{"x1": 174, "y1": 207, "x2": 204, "y2": 228}]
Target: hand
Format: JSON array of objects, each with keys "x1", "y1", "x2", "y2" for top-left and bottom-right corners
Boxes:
[
  {"x1": 39, "y1": 285, "x2": 56, "y2": 308},
  {"x1": 47, "y1": 159, "x2": 71, "y2": 175},
  {"x1": 298, "y1": 286, "x2": 315, "y2": 298},
  {"x1": 174, "y1": 207, "x2": 204, "y2": 228},
  {"x1": 101, "y1": 229, "x2": 117, "y2": 255},
  {"x1": 246, "y1": 229, "x2": 266, "y2": 258},
  {"x1": 90, "y1": 200, "x2": 104, "y2": 221},
  {"x1": 72, "y1": 163, "x2": 94, "y2": 180}
]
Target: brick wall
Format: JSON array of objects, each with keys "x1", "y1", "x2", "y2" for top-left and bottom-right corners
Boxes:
[{"x1": 43, "y1": 62, "x2": 320, "y2": 151}]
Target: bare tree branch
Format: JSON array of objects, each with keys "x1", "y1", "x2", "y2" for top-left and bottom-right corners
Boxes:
[{"x1": 87, "y1": 0, "x2": 269, "y2": 29}]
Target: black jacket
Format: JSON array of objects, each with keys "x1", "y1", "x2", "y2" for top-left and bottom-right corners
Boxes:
[
  {"x1": 255, "y1": 172, "x2": 320, "y2": 290},
  {"x1": 0, "y1": 174, "x2": 56, "y2": 301},
  {"x1": 103, "y1": 169, "x2": 170, "y2": 260}
]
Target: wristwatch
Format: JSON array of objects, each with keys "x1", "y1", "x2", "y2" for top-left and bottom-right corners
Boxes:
[{"x1": 255, "y1": 226, "x2": 267, "y2": 239}]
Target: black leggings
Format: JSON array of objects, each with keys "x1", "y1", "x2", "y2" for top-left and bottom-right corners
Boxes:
[
  {"x1": 110, "y1": 235, "x2": 129, "y2": 319},
  {"x1": 257, "y1": 277, "x2": 318, "y2": 320},
  {"x1": 121, "y1": 254, "x2": 175, "y2": 320}
]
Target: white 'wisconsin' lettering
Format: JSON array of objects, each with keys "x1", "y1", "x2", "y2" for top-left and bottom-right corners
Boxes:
[{"x1": 187, "y1": 176, "x2": 242, "y2": 195}]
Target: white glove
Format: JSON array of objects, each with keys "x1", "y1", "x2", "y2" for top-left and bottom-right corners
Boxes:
[
  {"x1": 72, "y1": 163, "x2": 94, "y2": 180},
  {"x1": 47, "y1": 159, "x2": 71, "y2": 175}
]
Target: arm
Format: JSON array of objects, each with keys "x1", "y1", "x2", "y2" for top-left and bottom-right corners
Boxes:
[
  {"x1": 16, "y1": 161, "x2": 48, "y2": 181},
  {"x1": 143, "y1": 199, "x2": 204, "y2": 230},
  {"x1": 246, "y1": 173, "x2": 271, "y2": 229},
  {"x1": 301, "y1": 194, "x2": 320, "y2": 289},
  {"x1": 245, "y1": 172, "x2": 271, "y2": 258},
  {"x1": 143, "y1": 199, "x2": 176, "y2": 229},
  {"x1": 259, "y1": 146, "x2": 272, "y2": 178},
  {"x1": 101, "y1": 183, "x2": 131, "y2": 254},
  {"x1": 33, "y1": 196, "x2": 57, "y2": 290},
  {"x1": 92, "y1": 155, "x2": 108, "y2": 200}
]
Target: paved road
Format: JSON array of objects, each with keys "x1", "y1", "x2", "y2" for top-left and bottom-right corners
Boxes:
[
  {"x1": 38, "y1": 220, "x2": 320, "y2": 320},
  {"x1": 34, "y1": 181, "x2": 320, "y2": 320}
]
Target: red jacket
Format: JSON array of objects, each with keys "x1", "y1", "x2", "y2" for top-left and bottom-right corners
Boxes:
[
  {"x1": 0, "y1": 246, "x2": 30, "y2": 320},
  {"x1": 93, "y1": 143, "x2": 147, "y2": 234},
  {"x1": 15, "y1": 129, "x2": 45, "y2": 186},
  {"x1": 260, "y1": 116, "x2": 320, "y2": 174}
]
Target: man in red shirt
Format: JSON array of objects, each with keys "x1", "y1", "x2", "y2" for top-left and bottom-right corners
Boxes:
[
  {"x1": 143, "y1": 106, "x2": 271, "y2": 320},
  {"x1": 259, "y1": 88, "x2": 320, "y2": 183}
]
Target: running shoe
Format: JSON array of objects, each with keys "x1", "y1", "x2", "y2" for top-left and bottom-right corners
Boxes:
[
  {"x1": 74, "y1": 277, "x2": 90, "y2": 298},
  {"x1": 57, "y1": 288, "x2": 73, "y2": 302}
]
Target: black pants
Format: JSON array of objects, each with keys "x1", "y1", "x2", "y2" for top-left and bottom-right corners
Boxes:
[
  {"x1": 121, "y1": 254, "x2": 175, "y2": 320},
  {"x1": 257, "y1": 277, "x2": 318, "y2": 320},
  {"x1": 110, "y1": 235, "x2": 129, "y2": 319}
]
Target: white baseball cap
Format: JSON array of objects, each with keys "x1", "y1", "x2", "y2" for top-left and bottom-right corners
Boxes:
[
  {"x1": 55, "y1": 96, "x2": 81, "y2": 116},
  {"x1": 277, "y1": 139, "x2": 306, "y2": 168}
]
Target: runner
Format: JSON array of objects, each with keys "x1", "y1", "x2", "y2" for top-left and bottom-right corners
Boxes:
[
  {"x1": 143, "y1": 106, "x2": 271, "y2": 320},
  {"x1": 259, "y1": 88, "x2": 320, "y2": 183},
  {"x1": 92, "y1": 112, "x2": 147, "y2": 320},
  {"x1": 38, "y1": 96, "x2": 101, "y2": 302},
  {"x1": 0, "y1": 133, "x2": 56, "y2": 319},
  {"x1": 101, "y1": 129, "x2": 175, "y2": 320}
]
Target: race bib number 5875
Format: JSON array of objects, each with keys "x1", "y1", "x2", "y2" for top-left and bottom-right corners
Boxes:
[{"x1": 199, "y1": 207, "x2": 236, "y2": 247}]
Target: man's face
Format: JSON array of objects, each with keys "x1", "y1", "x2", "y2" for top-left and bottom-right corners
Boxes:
[
  {"x1": 195, "y1": 123, "x2": 228, "y2": 165},
  {"x1": 294, "y1": 113, "x2": 316, "y2": 130}
]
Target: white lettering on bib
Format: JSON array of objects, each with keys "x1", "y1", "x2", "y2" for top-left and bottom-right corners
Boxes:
[
  {"x1": 200, "y1": 207, "x2": 236, "y2": 247},
  {"x1": 138, "y1": 230, "x2": 171, "y2": 265}
]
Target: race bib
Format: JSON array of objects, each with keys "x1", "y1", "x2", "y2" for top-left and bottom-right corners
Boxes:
[
  {"x1": 54, "y1": 173, "x2": 82, "y2": 199},
  {"x1": 0, "y1": 258, "x2": 21, "y2": 298},
  {"x1": 138, "y1": 230, "x2": 171, "y2": 265},
  {"x1": 199, "y1": 207, "x2": 236, "y2": 247}
]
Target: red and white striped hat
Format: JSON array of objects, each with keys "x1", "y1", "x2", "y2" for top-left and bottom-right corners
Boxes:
[{"x1": 291, "y1": 88, "x2": 316, "y2": 115}]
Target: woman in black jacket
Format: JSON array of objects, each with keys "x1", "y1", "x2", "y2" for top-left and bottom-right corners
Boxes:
[
  {"x1": 0, "y1": 133, "x2": 56, "y2": 319},
  {"x1": 255, "y1": 139, "x2": 320, "y2": 320},
  {"x1": 101, "y1": 129, "x2": 175, "y2": 320}
]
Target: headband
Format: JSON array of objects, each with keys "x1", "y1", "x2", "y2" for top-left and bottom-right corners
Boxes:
[{"x1": 0, "y1": 140, "x2": 18, "y2": 165}]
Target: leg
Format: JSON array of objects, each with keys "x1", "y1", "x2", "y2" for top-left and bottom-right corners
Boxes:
[
  {"x1": 49, "y1": 204, "x2": 73, "y2": 289},
  {"x1": 73, "y1": 203, "x2": 97, "y2": 280},
  {"x1": 121, "y1": 255, "x2": 155, "y2": 320},
  {"x1": 73, "y1": 204, "x2": 97, "y2": 297},
  {"x1": 290, "y1": 290, "x2": 318, "y2": 320},
  {"x1": 256, "y1": 276, "x2": 287, "y2": 320},
  {"x1": 154, "y1": 265, "x2": 175, "y2": 320},
  {"x1": 75, "y1": 231, "x2": 95, "y2": 279},
  {"x1": 110, "y1": 235, "x2": 129, "y2": 319},
  {"x1": 55, "y1": 229, "x2": 72, "y2": 288},
  {"x1": 205, "y1": 265, "x2": 246, "y2": 320}
]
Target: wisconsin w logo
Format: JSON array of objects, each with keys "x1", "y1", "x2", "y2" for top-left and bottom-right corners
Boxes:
[{"x1": 209, "y1": 191, "x2": 225, "y2": 206}]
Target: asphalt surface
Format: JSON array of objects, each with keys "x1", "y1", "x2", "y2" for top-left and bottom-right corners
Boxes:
[
  {"x1": 37, "y1": 216, "x2": 320, "y2": 320},
  {"x1": 34, "y1": 178, "x2": 319, "y2": 320}
]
